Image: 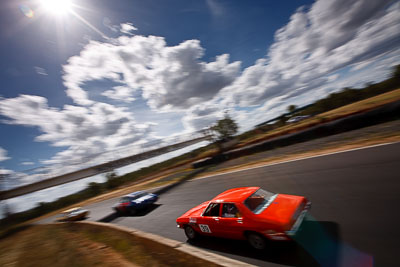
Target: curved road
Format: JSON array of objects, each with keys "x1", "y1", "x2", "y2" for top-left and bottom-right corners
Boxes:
[{"x1": 41, "y1": 142, "x2": 400, "y2": 266}]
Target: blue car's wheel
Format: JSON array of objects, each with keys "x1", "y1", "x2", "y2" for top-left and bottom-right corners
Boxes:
[{"x1": 129, "y1": 208, "x2": 137, "y2": 216}]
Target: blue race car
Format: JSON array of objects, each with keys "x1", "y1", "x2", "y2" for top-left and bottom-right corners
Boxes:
[{"x1": 113, "y1": 191, "x2": 158, "y2": 215}]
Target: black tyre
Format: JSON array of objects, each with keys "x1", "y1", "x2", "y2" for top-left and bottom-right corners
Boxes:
[
  {"x1": 114, "y1": 209, "x2": 121, "y2": 216},
  {"x1": 247, "y1": 233, "x2": 266, "y2": 250},
  {"x1": 184, "y1": 225, "x2": 197, "y2": 240},
  {"x1": 129, "y1": 208, "x2": 137, "y2": 216}
]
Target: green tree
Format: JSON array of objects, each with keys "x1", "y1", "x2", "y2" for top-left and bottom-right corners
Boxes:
[
  {"x1": 276, "y1": 115, "x2": 288, "y2": 127},
  {"x1": 209, "y1": 113, "x2": 238, "y2": 142},
  {"x1": 206, "y1": 113, "x2": 239, "y2": 152},
  {"x1": 88, "y1": 182, "x2": 102, "y2": 195},
  {"x1": 105, "y1": 171, "x2": 119, "y2": 189},
  {"x1": 2, "y1": 202, "x2": 12, "y2": 219},
  {"x1": 392, "y1": 64, "x2": 400, "y2": 79},
  {"x1": 287, "y1": 105, "x2": 297, "y2": 114}
]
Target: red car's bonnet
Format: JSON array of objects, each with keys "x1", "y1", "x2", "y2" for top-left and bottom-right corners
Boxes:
[{"x1": 178, "y1": 201, "x2": 209, "y2": 219}]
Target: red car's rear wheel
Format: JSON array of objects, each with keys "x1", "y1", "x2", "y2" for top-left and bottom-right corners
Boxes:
[{"x1": 247, "y1": 233, "x2": 266, "y2": 250}]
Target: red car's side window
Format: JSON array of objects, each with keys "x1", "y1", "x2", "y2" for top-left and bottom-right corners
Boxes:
[
  {"x1": 222, "y1": 203, "x2": 241, "y2": 218},
  {"x1": 203, "y1": 203, "x2": 221, "y2": 216}
]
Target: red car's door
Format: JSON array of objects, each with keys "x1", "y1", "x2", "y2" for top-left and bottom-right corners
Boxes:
[
  {"x1": 217, "y1": 203, "x2": 245, "y2": 239},
  {"x1": 197, "y1": 202, "x2": 222, "y2": 236}
]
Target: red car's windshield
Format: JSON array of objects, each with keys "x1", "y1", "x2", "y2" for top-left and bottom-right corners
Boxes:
[{"x1": 244, "y1": 189, "x2": 277, "y2": 214}]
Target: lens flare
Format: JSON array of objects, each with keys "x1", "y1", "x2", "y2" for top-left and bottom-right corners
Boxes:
[
  {"x1": 293, "y1": 215, "x2": 373, "y2": 267},
  {"x1": 19, "y1": 4, "x2": 34, "y2": 18}
]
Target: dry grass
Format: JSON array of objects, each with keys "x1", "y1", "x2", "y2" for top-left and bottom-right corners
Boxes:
[
  {"x1": 0, "y1": 224, "x2": 219, "y2": 267},
  {"x1": 0, "y1": 225, "x2": 135, "y2": 267},
  {"x1": 237, "y1": 88, "x2": 400, "y2": 146}
]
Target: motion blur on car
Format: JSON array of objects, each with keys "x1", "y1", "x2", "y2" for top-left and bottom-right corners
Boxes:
[
  {"x1": 113, "y1": 191, "x2": 158, "y2": 216},
  {"x1": 55, "y1": 207, "x2": 90, "y2": 222},
  {"x1": 176, "y1": 187, "x2": 311, "y2": 250}
]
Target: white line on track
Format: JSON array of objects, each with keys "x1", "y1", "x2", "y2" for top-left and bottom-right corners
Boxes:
[{"x1": 192, "y1": 141, "x2": 399, "y2": 181}]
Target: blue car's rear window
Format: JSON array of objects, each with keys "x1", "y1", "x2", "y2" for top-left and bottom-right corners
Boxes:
[{"x1": 120, "y1": 192, "x2": 148, "y2": 202}]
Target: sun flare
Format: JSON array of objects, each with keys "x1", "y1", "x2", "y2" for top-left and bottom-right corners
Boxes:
[{"x1": 39, "y1": 0, "x2": 72, "y2": 16}]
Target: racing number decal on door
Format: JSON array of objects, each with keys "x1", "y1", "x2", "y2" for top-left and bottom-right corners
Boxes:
[{"x1": 199, "y1": 224, "x2": 211, "y2": 233}]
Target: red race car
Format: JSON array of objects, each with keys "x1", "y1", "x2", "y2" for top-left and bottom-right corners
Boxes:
[{"x1": 176, "y1": 187, "x2": 311, "y2": 249}]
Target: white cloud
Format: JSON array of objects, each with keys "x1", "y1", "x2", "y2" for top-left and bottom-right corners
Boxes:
[
  {"x1": 102, "y1": 86, "x2": 136, "y2": 103},
  {"x1": 63, "y1": 36, "x2": 241, "y2": 110},
  {"x1": 61, "y1": 0, "x2": 400, "y2": 134},
  {"x1": 120, "y1": 22, "x2": 138, "y2": 35},
  {"x1": 21, "y1": 161, "x2": 34, "y2": 166},
  {"x1": 0, "y1": 94, "x2": 155, "y2": 166},
  {"x1": 206, "y1": 0, "x2": 225, "y2": 16},
  {"x1": 182, "y1": 108, "x2": 222, "y2": 132},
  {"x1": 34, "y1": 66, "x2": 48, "y2": 76},
  {"x1": 0, "y1": 168, "x2": 13, "y2": 175},
  {"x1": 0, "y1": 147, "x2": 10, "y2": 162},
  {"x1": 103, "y1": 17, "x2": 119, "y2": 33},
  {"x1": 218, "y1": 0, "x2": 400, "y2": 108},
  {"x1": 178, "y1": 0, "x2": 400, "y2": 132}
]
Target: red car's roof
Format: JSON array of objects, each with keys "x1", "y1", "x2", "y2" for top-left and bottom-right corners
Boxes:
[{"x1": 211, "y1": 187, "x2": 259, "y2": 203}]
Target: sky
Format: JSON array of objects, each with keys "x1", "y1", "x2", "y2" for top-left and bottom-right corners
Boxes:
[{"x1": 0, "y1": 0, "x2": 400, "y2": 191}]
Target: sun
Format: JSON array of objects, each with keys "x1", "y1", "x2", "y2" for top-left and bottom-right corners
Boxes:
[{"x1": 39, "y1": 0, "x2": 72, "y2": 16}]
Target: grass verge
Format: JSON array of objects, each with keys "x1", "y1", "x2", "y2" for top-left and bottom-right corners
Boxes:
[
  {"x1": 236, "y1": 88, "x2": 400, "y2": 147},
  {"x1": 0, "y1": 223, "x2": 220, "y2": 267}
]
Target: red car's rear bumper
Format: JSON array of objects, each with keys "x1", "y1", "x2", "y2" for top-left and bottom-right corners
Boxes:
[{"x1": 285, "y1": 201, "x2": 311, "y2": 236}]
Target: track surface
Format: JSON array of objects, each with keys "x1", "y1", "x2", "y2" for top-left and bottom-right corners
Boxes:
[{"x1": 41, "y1": 142, "x2": 400, "y2": 266}]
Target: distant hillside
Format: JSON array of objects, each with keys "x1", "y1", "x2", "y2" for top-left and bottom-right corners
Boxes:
[{"x1": 299, "y1": 64, "x2": 400, "y2": 116}]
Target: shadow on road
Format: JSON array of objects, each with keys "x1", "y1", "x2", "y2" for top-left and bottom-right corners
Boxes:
[
  {"x1": 98, "y1": 212, "x2": 118, "y2": 223},
  {"x1": 132, "y1": 203, "x2": 162, "y2": 217},
  {"x1": 98, "y1": 204, "x2": 162, "y2": 223},
  {"x1": 187, "y1": 220, "x2": 340, "y2": 267}
]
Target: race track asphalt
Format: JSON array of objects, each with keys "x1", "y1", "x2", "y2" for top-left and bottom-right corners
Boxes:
[{"x1": 41, "y1": 142, "x2": 400, "y2": 267}]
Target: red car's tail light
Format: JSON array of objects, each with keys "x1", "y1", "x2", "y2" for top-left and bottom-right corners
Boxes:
[{"x1": 286, "y1": 201, "x2": 311, "y2": 236}]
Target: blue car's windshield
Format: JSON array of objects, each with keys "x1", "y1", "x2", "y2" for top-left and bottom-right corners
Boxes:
[{"x1": 244, "y1": 189, "x2": 277, "y2": 214}]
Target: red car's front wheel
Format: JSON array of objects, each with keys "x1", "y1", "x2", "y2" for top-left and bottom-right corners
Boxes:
[{"x1": 184, "y1": 226, "x2": 197, "y2": 240}]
